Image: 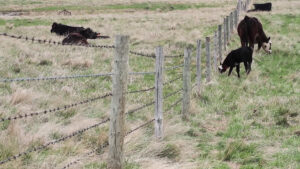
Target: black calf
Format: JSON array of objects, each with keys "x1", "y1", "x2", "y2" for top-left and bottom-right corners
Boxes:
[{"x1": 218, "y1": 47, "x2": 253, "y2": 78}]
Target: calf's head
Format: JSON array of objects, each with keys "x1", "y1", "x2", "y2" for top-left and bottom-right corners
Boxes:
[
  {"x1": 262, "y1": 37, "x2": 272, "y2": 54},
  {"x1": 218, "y1": 62, "x2": 228, "y2": 73}
]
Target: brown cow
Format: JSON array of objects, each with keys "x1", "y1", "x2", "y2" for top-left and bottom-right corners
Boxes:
[{"x1": 237, "y1": 16, "x2": 272, "y2": 54}]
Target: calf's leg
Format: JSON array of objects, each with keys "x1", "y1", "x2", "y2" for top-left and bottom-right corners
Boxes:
[
  {"x1": 236, "y1": 64, "x2": 240, "y2": 78},
  {"x1": 228, "y1": 67, "x2": 233, "y2": 76}
]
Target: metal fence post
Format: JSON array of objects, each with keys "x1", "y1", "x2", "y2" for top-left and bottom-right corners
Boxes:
[
  {"x1": 182, "y1": 47, "x2": 191, "y2": 120},
  {"x1": 155, "y1": 46, "x2": 164, "y2": 140},
  {"x1": 108, "y1": 35, "x2": 129, "y2": 169}
]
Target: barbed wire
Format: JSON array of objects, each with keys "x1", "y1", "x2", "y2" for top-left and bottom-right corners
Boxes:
[
  {"x1": 126, "y1": 101, "x2": 155, "y2": 115},
  {"x1": 128, "y1": 71, "x2": 155, "y2": 75},
  {"x1": 0, "y1": 33, "x2": 115, "y2": 49},
  {"x1": 164, "y1": 88, "x2": 183, "y2": 99},
  {"x1": 0, "y1": 118, "x2": 110, "y2": 165},
  {"x1": 0, "y1": 93, "x2": 112, "y2": 123},
  {"x1": 165, "y1": 98, "x2": 183, "y2": 113},
  {"x1": 0, "y1": 73, "x2": 113, "y2": 83},
  {"x1": 130, "y1": 50, "x2": 183, "y2": 59},
  {"x1": 129, "y1": 50, "x2": 155, "y2": 58},
  {"x1": 126, "y1": 119, "x2": 154, "y2": 135},
  {"x1": 165, "y1": 54, "x2": 184, "y2": 58},
  {"x1": 61, "y1": 118, "x2": 154, "y2": 169},
  {"x1": 165, "y1": 64, "x2": 184, "y2": 71},
  {"x1": 127, "y1": 75, "x2": 182, "y2": 94}
]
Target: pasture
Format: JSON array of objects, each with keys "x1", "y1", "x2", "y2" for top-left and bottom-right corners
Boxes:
[{"x1": 0, "y1": 0, "x2": 299, "y2": 169}]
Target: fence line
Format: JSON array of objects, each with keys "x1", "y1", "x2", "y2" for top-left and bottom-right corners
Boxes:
[
  {"x1": 0, "y1": 93, "x2": 112, "y2": 122},
  {"x1": 165, "y1": 64, "x2": 184, "y2": 71},
  {"x1": 0, "y1": 0, "x2": 252, "y2": 167}
]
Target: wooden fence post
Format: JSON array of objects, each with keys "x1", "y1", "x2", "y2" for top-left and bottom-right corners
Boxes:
[
  {"x1": 196, "y1": 40, "x2": 201, "y2": 93},
  {"x1": 155, "y1": 46, "x2": 164, "y2": 140},
  {"x1": 226, "y1": 16, "x2": 230, "y2": 43},
  {"x1": 214, "y1": 31, "x2": 218, "y2": 72},
  {"x1": 223, "y1": 18, "x2": 227, "y2": 51},
  {"x1": 182, "y1": 47, "x2": 191, "y2": 120},
  {"x1": 205, "y1": 37, "x2": 211, "y2": 83},
  {"x1": 234, "y1": 9, "x2": 238, "y2": 28},
  {"x1": 230, "y1": 12, "x2": 233, "y2": 33},
  {"x1": 218, "y1": 25, "x2": 222, "y2": 63},
  {"x1": 108, "y1": 35, "x2": 129, "y2": 169}
]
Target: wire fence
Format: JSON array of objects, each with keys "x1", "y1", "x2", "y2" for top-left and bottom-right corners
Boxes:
[{"x1": 0, "y1": 0, "x2": 250, "y2": 167}]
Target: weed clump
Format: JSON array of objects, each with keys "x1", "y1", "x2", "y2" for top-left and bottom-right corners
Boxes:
[
  {"x1": 274, "y1": 107, "x2": 290, "y2": 127},
  {"x1": 158, "y1": 144, "x2": 180, "y2": 160}
]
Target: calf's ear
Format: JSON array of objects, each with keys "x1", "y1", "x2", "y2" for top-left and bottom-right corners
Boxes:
[{"x1": 267, "y1": 37, "x2": 270, "y2": 42}]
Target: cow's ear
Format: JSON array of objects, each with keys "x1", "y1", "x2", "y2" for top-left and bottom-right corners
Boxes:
[{"x1": 267, "y1": 37, "x2": 270, "y2": 42}]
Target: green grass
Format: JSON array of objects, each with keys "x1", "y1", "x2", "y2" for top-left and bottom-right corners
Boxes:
[{"x1": 30, "y1": 2, "x2": 222, "y2": 12}]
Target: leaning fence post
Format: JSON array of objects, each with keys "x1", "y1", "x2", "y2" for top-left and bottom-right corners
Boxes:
[
  {"x1": 108, "y1": 35, "x2": 129, "y2": 169},
  {"x1": 155, "y1": 46, "x2": 164, "y2": 140},
  {"x1": 205, "y1": 37, "x2": 211, "y2": 83},
  {"x1": 196, "y1": 40, "x2": 201, "y2": 93},
  {"x1": 214, "y1": 31, "x2": 218, "y2": 72},
  {"x1": 182, "y1": 47, "x2": 191, "y2": 120},
  {"x1": 218, "y1": 25, "x2": 222, "y2": 63}
]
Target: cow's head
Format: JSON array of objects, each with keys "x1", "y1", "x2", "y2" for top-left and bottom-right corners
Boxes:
[
  {"x1": 218, "y1": 62, "x2": 228, "y2": 73},
  {"x1": 80, "y1": 28, "x2": 100, "y2": 39},
  {"x1": 262, "y1": 37, "x2": 272, "y2": 54},
  {"x1": 51, "y1": 22, "x2": 58, "y2": 33}
]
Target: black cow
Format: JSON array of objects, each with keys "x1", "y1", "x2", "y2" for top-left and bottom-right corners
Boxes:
[
  {"x1": 218, "y1": 47, "x2": 253, "y2": 78},
  {"x1": 51, "y1": 22, "x2": 109, "y2": 39},
  {"x1": 51, "y1": 22, "x2": 84, "y2": 36},
  {"x1": 248, "y1": 3, "x2": 272, "y2": 12},
  {"x1": 62, "y1": 33, "x2": 88, "y2": 45}
]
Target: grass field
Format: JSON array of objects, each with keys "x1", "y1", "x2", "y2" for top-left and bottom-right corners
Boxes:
[{"x1": 0, "y1": 0, "x2": 299, "y2": 169}]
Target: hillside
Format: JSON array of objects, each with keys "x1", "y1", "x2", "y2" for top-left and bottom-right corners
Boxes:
[{"x1": 0, "y1": 0, "x2": 299, "y2": 169}]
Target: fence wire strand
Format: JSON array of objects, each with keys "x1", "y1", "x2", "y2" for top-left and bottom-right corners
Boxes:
[
  {"x1": 0, "y1": 93, "x2": 112, "y2": 122},
  {"x1": 0, "y1": 73, "x2": 113, "y2": 83},
  {"x1": 127, "y1": 75, "x2": 182, "y2": 94},
  {"x1": 0, "y1": 33, "x2": 115, "y2": 49},
  {"x1": 165, "y1": 64, "x2": 184, "y2": 71},
  {"x1": 0, "y1": 118, "x2": 110, "y2": 165}
]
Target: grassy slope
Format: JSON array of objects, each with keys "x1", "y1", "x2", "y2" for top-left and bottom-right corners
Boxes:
[
  {"x1": 0, "y1": 0, "x2": 299, "y2": 169},
  {"x1": 189, "y1": 12, "x2": 300, "y2": 169}
]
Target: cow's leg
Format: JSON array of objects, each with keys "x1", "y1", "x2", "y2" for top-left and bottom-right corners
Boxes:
[
  {"x1": 228, "y1": 67, "x2": 233, "y2": 76},
  {"x1": 236, "y1": 64, "x2": 240, "y2": 78}
]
